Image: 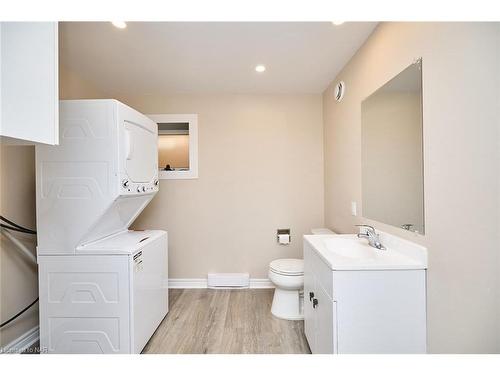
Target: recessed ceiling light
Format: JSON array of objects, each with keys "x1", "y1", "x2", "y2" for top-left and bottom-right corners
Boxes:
[
  {"x1": 111, "y1": 21, "x2": 127, "y2": 29},
  {"x1": 255, "y1": 65, "x2": 266, "y2": 73},
  {"x1": 331, "y1": 21, "x2": 345, "y2": 26}
]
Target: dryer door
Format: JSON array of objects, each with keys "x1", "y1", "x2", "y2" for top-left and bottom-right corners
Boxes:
[{"x1": 123, "y1": 120, "x2": 157, "y2": 183}]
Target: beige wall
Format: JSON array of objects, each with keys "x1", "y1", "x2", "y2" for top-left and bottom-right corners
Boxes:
[
  {"x1": 59, "y1": 66, "x2": 325, "y2": 280},
  {"x1": 0, "y1": 145, "x2": 38, "y2": 348},
  {"x1": 323, "y1": 22, "x2": 500, "y2": 353},
  {"x1": 59, "y1": 64, "x2": 108, "y2": 99},
  {"x1": 115, "y1": 93, "x2": 324, "y2": 278}
]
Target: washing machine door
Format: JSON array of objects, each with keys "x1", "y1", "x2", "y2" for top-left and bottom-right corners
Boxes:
[{"x1": 123, "y1": 120, "x2": 158, "y2": 183}]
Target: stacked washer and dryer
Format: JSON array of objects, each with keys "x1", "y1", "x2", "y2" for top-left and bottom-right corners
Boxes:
[{"x1": 36, "y1": 100, "x2": 168, "y2": 353}]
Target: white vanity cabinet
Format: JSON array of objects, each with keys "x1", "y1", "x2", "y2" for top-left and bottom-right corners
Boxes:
[
  {"x1": 0, "y1": 22, "x2": 58, "y2": 145},
  {"x1": 303, "y1": 235, "x2": 427, "y2": 354},
  {"x1": 304, "y1": 244, "x2": 337, "y2": 354}
]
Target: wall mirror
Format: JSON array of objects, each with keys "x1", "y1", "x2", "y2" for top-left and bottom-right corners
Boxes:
[{"x1": 361, "y1": 59, "x2": 424, "y2": 233}]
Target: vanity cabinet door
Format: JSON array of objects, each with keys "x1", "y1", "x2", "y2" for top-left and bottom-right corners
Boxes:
[
  {"x1": 315, "y1": 285, "x2": 336, "y2": 354},
  {"x1": 303, "y1": 245, "x2": 316, "y2": 353}
]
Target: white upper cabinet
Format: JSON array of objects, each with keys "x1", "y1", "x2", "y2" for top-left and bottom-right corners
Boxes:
[{"x1": 0, "y1": 22, "x2": 58, "y2": 145}]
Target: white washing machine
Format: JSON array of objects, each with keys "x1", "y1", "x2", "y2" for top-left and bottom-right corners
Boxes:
[{"x1": 36, "y1": 100, "x2": 168, "y2": 353}]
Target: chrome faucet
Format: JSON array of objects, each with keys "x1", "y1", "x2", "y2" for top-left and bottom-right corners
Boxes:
[{"x1": 355, "y1": 225, "x2": 386, "y2": 250}]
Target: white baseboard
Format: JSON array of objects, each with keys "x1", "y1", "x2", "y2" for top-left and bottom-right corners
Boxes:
[
  {"x1": 1, "y1": 326, "x2": 39, "y2": 354},
  {"x1": 249, "y1": 278, "x2": 274, "y2": 289},
  {"x1": 208, "y1": 273, "x2": 249, "y2": 288},
  {"x1": 167, "y1": 278, "x2": 274, "y2": 289},
  {"x1": 168, "y1": 278, "x2": 208, "y2": 289}
]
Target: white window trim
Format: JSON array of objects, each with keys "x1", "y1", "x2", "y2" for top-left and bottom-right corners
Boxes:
[{"x1": 148, "y1": 113, "x2": 199, "y2": 180}]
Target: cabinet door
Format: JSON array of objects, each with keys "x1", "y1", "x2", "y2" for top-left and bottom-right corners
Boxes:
[
  {"x1": 315, "y1": 284, "x2": 336, "y2": 354},
  {"x1": 303, "y1": 245, "x2": 316, "y2": 353},
  {"x1": 0, "y1": 22, "x2": 58, "y2": 144}
]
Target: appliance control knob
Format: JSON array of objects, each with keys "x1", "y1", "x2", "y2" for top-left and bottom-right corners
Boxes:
[
  {"x1": 142, "y1": 186, "x2": 146, "y2": 192},
  {"x1": 122, "y1": 180, "x2": 129, "y2": 188},
  {"x1": 137, "y1": 187, "x2": 141, "y2": 193},
  {"x1": 154, "y1": 180, "x2": 159, "y2": 186}
]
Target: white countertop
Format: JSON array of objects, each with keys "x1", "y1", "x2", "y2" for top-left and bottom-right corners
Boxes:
[{"x1": 304, "y1": 233, "x2": 427, "y2": 271}]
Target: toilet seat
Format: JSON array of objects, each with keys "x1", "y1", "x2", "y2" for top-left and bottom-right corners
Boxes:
[{"x1": 269, "y1": 258, "x2": 304, "y2": 276}]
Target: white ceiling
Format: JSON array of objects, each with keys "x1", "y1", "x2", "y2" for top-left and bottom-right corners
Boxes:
[{"x1": 60, "y1": 22, "x2": 377, "y2": 95}]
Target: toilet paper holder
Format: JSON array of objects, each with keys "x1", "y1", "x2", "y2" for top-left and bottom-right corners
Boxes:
[{"x1": 277, "y1": 229, "x2": 291, "y2": 245}]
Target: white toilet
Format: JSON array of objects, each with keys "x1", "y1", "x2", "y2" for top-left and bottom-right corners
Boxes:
[
  {"x1": 269, "y1": 258, "x2": 305, "y2": 320},
  {"x1": 269, "y1": 228, "x2": 335, "y2": 320}
]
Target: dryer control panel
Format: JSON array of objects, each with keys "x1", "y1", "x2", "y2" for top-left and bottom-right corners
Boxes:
[{"x1": 121, "y1": 178, "x2": 159, "y2": 195}]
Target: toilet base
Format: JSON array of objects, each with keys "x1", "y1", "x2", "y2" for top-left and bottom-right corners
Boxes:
[{"x1": 271, "y1": 288, "x2": 304, "y2": 320}]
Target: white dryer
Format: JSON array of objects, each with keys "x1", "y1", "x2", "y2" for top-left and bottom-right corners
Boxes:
[{"x1": 36, "y1": 100, "x2": 168, "y2": 353}]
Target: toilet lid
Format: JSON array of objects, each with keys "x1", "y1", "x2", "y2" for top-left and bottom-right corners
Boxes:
[{"x1": 269, "y1": 259, "x2": 304, "y2": 275}]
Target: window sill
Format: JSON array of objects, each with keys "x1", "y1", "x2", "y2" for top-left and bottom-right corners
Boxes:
[{"x1": 159, "y1": 169, "x2": 198, "y2": 180}]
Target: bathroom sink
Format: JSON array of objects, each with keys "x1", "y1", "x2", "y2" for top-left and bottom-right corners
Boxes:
[
  {"x1": 303, "y1": 233, "x2": 427, "y2": 270},
  {"x1": 322, "y1": 237, "x2": 377, "y2": 260}
]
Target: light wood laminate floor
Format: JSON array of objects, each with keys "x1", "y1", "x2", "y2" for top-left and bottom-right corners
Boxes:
[{"x1": 142, "y1": 289, "x2": 311, "y2": 354}]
